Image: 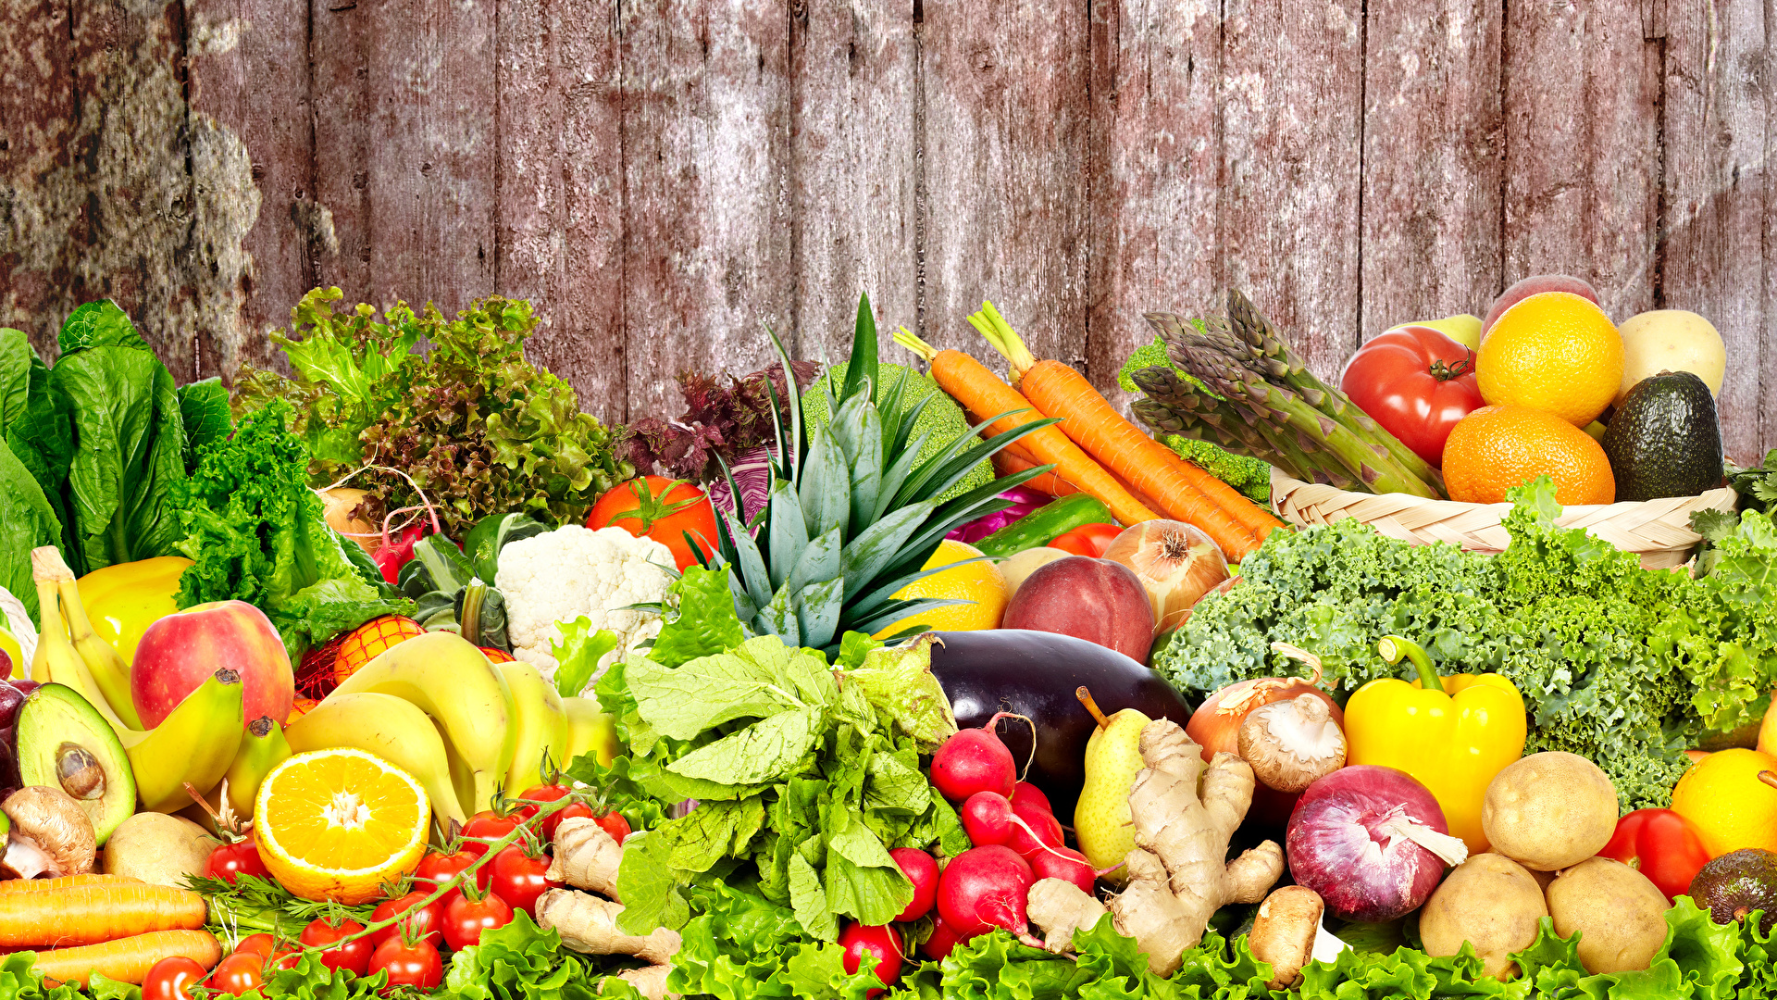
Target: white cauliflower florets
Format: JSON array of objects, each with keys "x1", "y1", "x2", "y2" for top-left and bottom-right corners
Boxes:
[{"x1": 495, "y1": 525, "x2": 676, "y2": 685}]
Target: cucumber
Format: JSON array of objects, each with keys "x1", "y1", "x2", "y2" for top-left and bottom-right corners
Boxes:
[{"x1": 975, "y1": 493, "x2": 1115, "y2": 558}]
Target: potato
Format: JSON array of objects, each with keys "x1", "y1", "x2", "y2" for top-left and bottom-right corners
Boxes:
[
  {"x1": 101, "y1": 812, "x2": 213, "y2": 887},
  {"x1": 1419, "y1": 854, "x2": 1549, "y2": 979},
  {"x1": 1547, "y1": 857, "x2": 1670, "y2": 974},
  {"x1": 1482, "y1": 752, "x2": 1618, "y2": 870},
  {"x1": 1616, "y1": 309, "x2": 1726, "y2": 406}
]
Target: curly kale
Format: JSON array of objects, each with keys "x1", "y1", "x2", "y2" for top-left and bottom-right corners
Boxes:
[{"x1": 1155, "y1": 481, "x2": 1777, "y2": 810}]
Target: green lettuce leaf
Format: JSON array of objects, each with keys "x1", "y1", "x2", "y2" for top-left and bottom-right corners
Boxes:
[
  {"x1": 648, "y1": 565, "x2": 747, "y2": 669},
  {"x1": 553, "y1": 617, "x2": 622, "y2": 698},
  {"x1": 0, "y1": 441, "x2": 62, "y2": 619}
]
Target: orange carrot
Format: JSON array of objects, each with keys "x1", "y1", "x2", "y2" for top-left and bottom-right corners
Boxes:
[
  {"x1": 971, "y1": 304, "x2": 1283, "y2": 560},
  {"x1": 0, "y1": 882, "x2": 208, "y2": 949},
  {"x1": 0, "y1": 874, "x2": 136, "y2": 893},
  {"x1": 894, "y1": 329, "x2": 1158, "y2": 526},
  {"x1": 992, "y1": 451, "x2": 1080, "y2": 497},
  {"x1": 31, "y1": 929, "x2": 221, "y2": 987}
]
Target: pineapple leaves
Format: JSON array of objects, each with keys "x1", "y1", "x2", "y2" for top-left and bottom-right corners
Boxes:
[
  {"x1": 798, "y1": 424, "x2": 850, "y2": 541},
  {"x1": 839, "y1": 501, "x2": 934, "y2": 598},
  {"x1": 794, "y1": 576, "x2": 845, "y2": 651},
  {"x1": 726, "y1": 511, "x2": 773, "y2": 612},
  {"x1": 786, "y1": 526, "x2": 842, "y2": 597},
  {"x1": 838, "y1": 292, "x2": 878, "y2": 407},
  {"x1": 891, "y1": 412, "x2": 1059, "y2": 510},
  {"x1": 754, "y1": 582, "x2": 800, "y2": 648},
  {"x1": 830, "y1": 392, "x2": 881, "y2": 534},
  {"x1": 766, "y1": 479, "x2": 808, "y2": 590},
  {"x1": 841, "y1": 554, "x2": 992, "y2": 624}
]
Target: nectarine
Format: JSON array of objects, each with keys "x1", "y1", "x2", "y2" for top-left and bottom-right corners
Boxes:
[
  {"x1": 1000, "y1": 556, "x2": 1154, "y2": 663},
  {"x1": 132, "y1": 600, "x2": 294, "y2": 728}
]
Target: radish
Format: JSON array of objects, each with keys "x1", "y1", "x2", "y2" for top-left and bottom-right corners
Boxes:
[
  {"x1": 931, "y1": 716, "x2": 1020, "y2": 801},
  {"x1": 922, "y1": 916, "x2": 964, "y2": 960},
  {"x1": 889, "y1": 848, "x2": 939, "y2": 922},
  {"x1": 1029, "y1": 844, "x2": 1095, "y2": 893},
  {"x1": 1007, "y1": 799, "x2": 1063, "y2": 857},
  {"x1": 838, "y1": 923, "x2": 904, "y2": 998},
  {"x1": 937, "y1": 845, "x2": 1035, "y2": 938},
  {"x1": 1010, "y1": 781, "x2": 1051, "y2": 814},
  {"x1": 960, "y1": 791, "x2": 1016, "y2": 846}
]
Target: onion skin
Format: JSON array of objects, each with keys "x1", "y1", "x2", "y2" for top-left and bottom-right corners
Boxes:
[
  {"x1": 1285, "y1": 765, "x2": 1453, "y2": 922},
  {"x1": 1187, "y1": 673, "x2": 1343, "y2": 827},
  {"x1": 320, "y1": 488, "x2": 378, "y2": 554},
  {"x1": 1103, "y1": 521, "x2": 1230, "y2": 636}
]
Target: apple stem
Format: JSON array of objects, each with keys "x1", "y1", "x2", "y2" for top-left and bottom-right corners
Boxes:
[{"x1": 1075, "y1": 687, "x2": 1111, "y2": 730}]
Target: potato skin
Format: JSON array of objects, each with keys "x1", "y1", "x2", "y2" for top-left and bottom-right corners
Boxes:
[
  {"x1": 1547, "y1": 857, "x2": 1670, "y2": 974},
  {"x1": 101, "y1": 812, "x2": 213, "y2": 887},
  {"x1": 1482, "y1": 752, "x2": 1618, "y2": 870},
  {"x1": 1419, "y1": 854, "x2": 1549, "y2": 979}
]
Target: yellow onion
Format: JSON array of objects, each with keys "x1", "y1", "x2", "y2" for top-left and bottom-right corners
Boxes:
[
  {"x1": 320, "y1": 487, "x2": 378, "y2": 553},
  {"x1": 1102, "y1": 520, "x2": 1230, "y2": 635}
]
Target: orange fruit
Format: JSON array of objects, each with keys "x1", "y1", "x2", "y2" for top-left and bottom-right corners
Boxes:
[
  {"x1": 1476, "y1": 291, "x2": 1624, "y2": 426},
  {"x1": 254, "y1": 747, "x2": 430, "y2": 903},
  {"x1": 1669, "y1": 748, "x2": 1777, "y2": 857},
  {"x1": 1441, "y1": 405, "x2": 1616, "y2": 505},
  {"x1": 333, "y1": 615, "x2": 425, "y2": 685},
  {"x1": 873, "y1": 540, "x2": 1008, "y2": 638}
]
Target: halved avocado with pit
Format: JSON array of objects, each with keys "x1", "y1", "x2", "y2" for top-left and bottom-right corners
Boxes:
[{"x1": 15, "y1": 683, "x2": 135, "y2": 845}]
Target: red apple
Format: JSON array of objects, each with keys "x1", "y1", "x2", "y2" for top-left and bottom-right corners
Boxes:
[{"x1": 132, "y1": 600, "x2": 294, "y2": 728}]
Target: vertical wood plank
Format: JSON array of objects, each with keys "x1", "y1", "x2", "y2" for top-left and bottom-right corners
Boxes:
[
  {"x1": 1359, "y1": 0, "x2": 1503, "y2": 339},
  {"x1": 186, "y1": 0, "x2": 313, "y2": 372},
  {"x1": 309, "y1": 0, "x2": 373, "y2": 302},
  {"x1": 0, "y1": 0, "x2": 74, "y2": 352},
  {"x1": 1502, "y1": 0, "x2": 1661, "y2": 319},
  {"x1": 619, "y1": 0, "x2": 795, "y2": 417},
  {"x1": 789, "y1": 1, "x2": 919, "y2": 363},
  {"x1": 919, "y1": 0, "x2": 1092, "y2": 373},
  {"x1": 1086, "y1": 0, "x2": 1223, "y2": 406},
  {"x1": 1661, "y1": 0, "x2": 1771, "y2": 463},
  {"x1": 1219, "y1": 0, "x2": 1367, "y2": 379},
  {"x1": 496, "y1": 0, "x2": 627, "y2": 424}
]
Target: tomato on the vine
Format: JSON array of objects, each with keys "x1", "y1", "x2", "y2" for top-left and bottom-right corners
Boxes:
[
  {"x1": 595, "y1": 812, "x2": 632, "y2": 844},
  {"x1": 300, "y1": 915, "x2": 373, "y2": 976},
  {"x1": 1339, "y1": 325, "x2": 1485, "y2": 467},
  {"x1": 1047, "y1": 522, "x2": 1121, "y2": 558},
  {"x1": 370, "y1": 890, "x2": 445, "y2": 949},
  {"x1": 368, "y1": 936, "x2": 443, "y2": 991},
  {"x1": 415, "y1": 845, "x2": 486, "y2": 900},
  {"x1": 142, "y1": 956, "x2": 206, "y2": 1000},
  {"x1": 206, "y1": 837, "x2": 270, "y2": 885},
  {"x1": 231, "y1": 934, "x2": 275, "y2": 961},
  {"x1": 443, "y1": 888, "x2": 514, "y2": 951},
  {"x1": 489, "y1": 843, "x2": 561, "y2": 918},
  {"x1": 207, "y1": 953, "x2": 265, "y2": 995},
  {"x1": 588, "y1": 476, "x2": 718, "y2": 570},
  {"x1": 516, "y1": 784, "x2": 576, "y2": 841},
  {"x1": 461, "y1": 809, "x2": 521, "y2": 858}
]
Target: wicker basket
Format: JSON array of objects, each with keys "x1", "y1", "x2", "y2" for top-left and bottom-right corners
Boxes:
[{"x1": 1269, "y1": 471, "x2": 1738, "y2": 569}]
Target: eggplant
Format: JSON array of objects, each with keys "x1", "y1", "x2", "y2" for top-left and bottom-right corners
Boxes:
[{"x1": 929, "y1": 629, "x2": 1193, "y2": 819}]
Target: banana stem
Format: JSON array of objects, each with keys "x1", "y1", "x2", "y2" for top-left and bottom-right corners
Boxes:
[{"x1": 1378, "y1": 634, "x2": 1442, "y2": 693}]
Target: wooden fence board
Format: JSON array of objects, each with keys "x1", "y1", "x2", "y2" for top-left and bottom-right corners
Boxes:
[
  {"x1": 618, "y1": 0, "x2": 795, "y2": 420},
  {"x1": 309, "y1": 0, "x2": 374, "y2": 304},
  {"x1": 1359, "y1": 0, "x2": 1503, "y2": 340},
  {"x1": 918, "y1": 0, "x2": 1092, "y2": 374},
  {"x1": 1085, "y1": 0, "x2": 1224, "y2": 405},
  {"x1": 1219, "y1": 0, "x2": 1366, "y2": 380},
  {"x1": 1661, "y1": 0, "x2": 1771, "y2": 464},
  {"x1": 0, "y1": 0, "x2": 73, "y2": 354}
]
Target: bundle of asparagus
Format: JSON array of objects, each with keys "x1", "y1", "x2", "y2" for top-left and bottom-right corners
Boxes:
[{"x1": 1133, "y1": 290, "x2": 1446, "y2": 499}]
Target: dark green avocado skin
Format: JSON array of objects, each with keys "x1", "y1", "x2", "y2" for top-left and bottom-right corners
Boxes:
[
  {"x1": 1690, "y1": 848, "x2": 1777, "y2": 936},
  {"x1": 1601, "y1": 370, "x2": 1723, "y2": 502}
]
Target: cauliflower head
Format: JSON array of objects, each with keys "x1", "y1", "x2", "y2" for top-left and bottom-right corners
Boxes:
[{"x1": 495, "y1": 524, "x2": 676, "y2": 679}]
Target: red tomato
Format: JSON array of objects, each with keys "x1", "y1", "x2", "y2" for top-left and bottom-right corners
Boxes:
[
  {"x1": 489, "y1": 845, "x2": 562, "y2": 918},
  {"x1": 142, "y1": 956, "x2": 206, "y2": 1000},
  {"x1": 443, "y1": 890, "x2": 514, "y2": 951},
  {"x1": 1339, "y1": 326, "x2": 1485, "y2": 467},
  {"x1": 368, "y1": 937, "x2": 443, "y2": 992},
  {"x1": 300, "y1": 916, "x2": 373, "y2": 976},
  {"x1": 588, "y1": 476, "x2": 718, "y2": 571},
  {"x1": 516, "y1": 785, "x2": 575, "y2": 840},
  {"x1": 1047, "y1": 523, "x2": 1121, "y2": 558},
  {"x1": 595, "y1": 812, "x2": 632, "y2": 845},
  {"x1": 231, "y1": 934, "x2": 275, "y2": 961},
  {"x1": 1599, "y1": 808, "x2": 1712, "y2": 902},
  {"x1": 207, "y1": 953, "x2": 265, "y2": 995},
  {"x1": 370, "y1": 891, "x2": 445, "y2": 950},
  {"x1": 415, "y1": 846, "x2": 485, "y2": 902},
  {"x1": 206, "y1": 839, "x2": 270, "y2": 885},
  {"x1": 461, "y1": 810, "x2": 521, "y2": 858}
]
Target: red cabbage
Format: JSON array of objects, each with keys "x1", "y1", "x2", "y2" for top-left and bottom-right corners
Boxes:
[{"x1": 946, "y1": 487, "x2": 1049, "y2": 545}]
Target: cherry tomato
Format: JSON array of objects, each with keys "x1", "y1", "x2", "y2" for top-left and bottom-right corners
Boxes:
[
  {"x1": 268, "y1": 945, "x2": 302, "y2": 971},
  {"x1": 1599, "y1": 808, "x2": 1713, "y2": 902},
  {"x1": 461, "y1": 810, "x2": 521, "y2": 858},
  {"x1": 142, "y1": 956, "x2": 206, "y2": 1000},
  {"x1": 1339, "y1": 325, "x2": 1485, "y2": 467},
  {"x1": 231, "y1": 933, "x2": 275, "y2": 961},
  {"x1": 206, "y1": 838, "x2": 270, "y2": 885},
  {"x1": 369, "y1": 891, "x2": 445, "y2": 950},
  {"x1": 553, "y1": 802, "x2": 596, "y2": 837},
  {"x1": 588, "y1": 476, "x2": 718, "y2": 570},
  {"x1": 300, "y1": 915, "x2": 373, "y2": 976},
  {"x1": 1047, "y1": 522, "x2": 1122, "y2": 557},
  {"x1": 415, "y1": 846, "x2": 485, "y2": 901},
  {"x1": 443, "y1": 890, "x2": 514, "y2": 951},
  {"x1": 596, "y1": 812, "x2": 632, "y2": 844},
  {"x1": 516, "y1": 785, "x2": 575, "y2": 840},
  {"x1": 207, "y1": 952, "x2": 265, "y2": 995},
  {"x1": 489, "y1": 844, "x2": 562, "y2": 918},
  {"x1": 368, "y1": 937, "x2": 443, "y2": 992}
]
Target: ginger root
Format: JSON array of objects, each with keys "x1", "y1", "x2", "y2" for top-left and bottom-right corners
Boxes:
[
  {"x1": 617, "y1": 963, "x2": 674, "y2": 999},
  {"x1": 1028, "y1": 719, "x2": 1284, "y2": 976},
  {"x1": 547, "y1": 817, "x2": 624, "y2": 900},
  {"x1": 1248, "y1": 886, "x2": 1324, "y2": 989},
  {"x1": 537, "y1": 889, "x2": 681, "y2": 964}
]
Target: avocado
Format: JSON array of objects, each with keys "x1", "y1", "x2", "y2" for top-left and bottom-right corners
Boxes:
[
  {"x1": 1601, "y1": 370, "x2": 1724, "y2": 501},
  {"x1": 1689, "y1": 848, "x2": 1777, "y2": 935},
  {"x1": 15, "y1": 683, "x2": 136, "y2": 845}
]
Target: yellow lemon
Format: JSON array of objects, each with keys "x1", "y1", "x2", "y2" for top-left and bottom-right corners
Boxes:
[
  {"x1": 872, "y1": 540, "x2": 1007, "y2": 639},
  {"x1": 254, "y1": 747, "x2": 430, "y2": 903},
  {"x1": 1476, "y1": 292, "x2": 1624, "y2": 426},
  {"x1": 1670, "y1": 747, "x2": 1777, "y2": 858}
]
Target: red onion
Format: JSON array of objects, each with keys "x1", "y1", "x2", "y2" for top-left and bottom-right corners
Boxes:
[{"x1": 1285, "y1": 765, "x2": 1467, "y2": 922}]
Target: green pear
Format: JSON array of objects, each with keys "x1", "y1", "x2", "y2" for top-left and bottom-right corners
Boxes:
[
  {"x1": 1394, "y1": 314, "x2": 1483, "y2": 352},
  {"x1": 1073, "y1": 698, "x2": 1153, "y2": 886}
]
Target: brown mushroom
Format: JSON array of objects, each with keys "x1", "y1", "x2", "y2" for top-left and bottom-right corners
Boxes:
[
  {"x1": 1237, "y1": 693, "x2": 1347, "y2": 793},
  {"x1": 2, "y1": 786, "x2": 98, "y2": 879}
]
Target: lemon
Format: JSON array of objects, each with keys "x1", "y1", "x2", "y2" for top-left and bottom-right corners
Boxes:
[
  {"x1": 872, "y1": 540, "x2": 1007, "y2": 638},
  {"x1": 1670, "y1": 748, "x2": 1777, "y2": 857}
]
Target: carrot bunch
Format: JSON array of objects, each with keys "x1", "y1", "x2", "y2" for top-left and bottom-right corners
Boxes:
[{"x1": 0, "y1": 875, "x2": 220, "y2": 986}]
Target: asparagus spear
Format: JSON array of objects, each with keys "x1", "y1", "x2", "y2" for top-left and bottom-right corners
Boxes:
[{"x1": 1130, "y1": 370, "x2": 1328, "y2": 485}]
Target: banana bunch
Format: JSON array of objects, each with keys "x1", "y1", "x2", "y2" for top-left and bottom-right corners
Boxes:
[
  {"x1": 283, "y1": 630, "x2": 617, "y2": 834},
  {"x1": 28, "y1": 547, "x2": 271, "y2": 814}
]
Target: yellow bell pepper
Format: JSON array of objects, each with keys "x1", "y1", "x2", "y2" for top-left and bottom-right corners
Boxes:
[
  {"x1": 1345, "y1": 634, "x2": 1527, "y2": 854},
  {"x1": 75, "y1": 556, "x2": 193, "y2": 667}
]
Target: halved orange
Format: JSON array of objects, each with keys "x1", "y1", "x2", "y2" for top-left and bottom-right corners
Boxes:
[{"x1": 254, "y1": 747, "x2": 430, "y2": 903}]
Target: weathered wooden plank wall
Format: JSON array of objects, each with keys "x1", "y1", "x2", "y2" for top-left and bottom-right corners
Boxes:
[{"x1": 2, "y1": 0, "x2": 1773, "y2": 460}]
